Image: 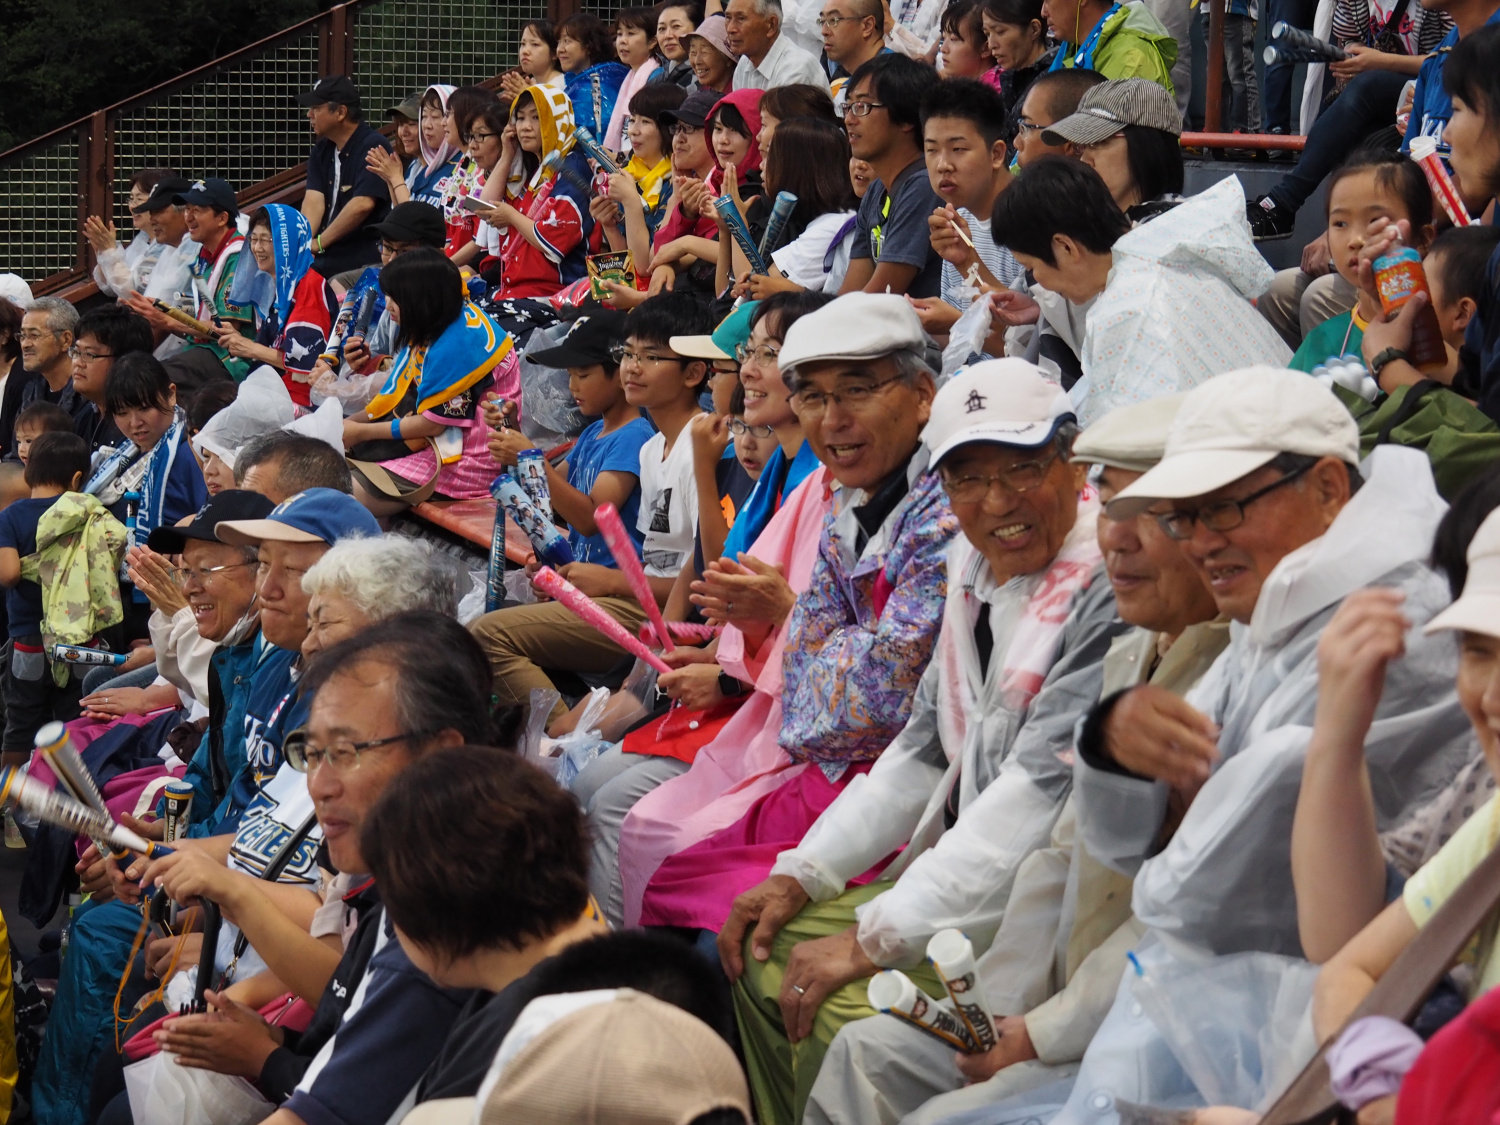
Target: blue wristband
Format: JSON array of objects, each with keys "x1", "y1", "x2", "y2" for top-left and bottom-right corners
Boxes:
[{"x1": 390, "y1": 418, "x2": 402, "y2": 439}]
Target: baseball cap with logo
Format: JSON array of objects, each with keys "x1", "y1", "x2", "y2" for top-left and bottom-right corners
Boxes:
[
  {"x1": 1041, "y1": 78, "x2": 1183, "y2": 147},
  {"x1": 298, "y1": 74, "x2": 362, "y2": 109},
  {"x1": 1426, "y1": 509, "x2": 1500, "y2": 637},
  {"x1": 145, "y1": 490, "x2": 275, "y2": 554},
  {"x1": 924, "y1": 360, "x2": 1073, "y2": 466},
  {"x1": 528, "y1": 310, "x2": 631, "y2": 368},
  {"x1": 1110, "y1": 367, "x2": 1360, "y2": 514},
  {"x1": 172, "y1": 178, "x2": 239, "y2": 215},
  {"x1": 216, "y1": 487, "x2": 380, "y2": 547}
]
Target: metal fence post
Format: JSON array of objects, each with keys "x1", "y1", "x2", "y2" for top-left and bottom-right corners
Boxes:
[{"x1": 1204, "y1": 0, "x2": 1225, "y2": 134}]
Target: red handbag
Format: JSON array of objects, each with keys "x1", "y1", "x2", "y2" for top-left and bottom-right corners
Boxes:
[{"x1": 121, "y1": 991, "x2": 315, "y2": 1064}]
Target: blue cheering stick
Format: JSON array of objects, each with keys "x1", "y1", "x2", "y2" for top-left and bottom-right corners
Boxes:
[
  {"x1": 573, "y1": 126, "x2": 624, "y2": 175},
  {"x1": 715, "y1": 195, "x2": 768, "y2": 276},
  {"x1": 758, "y1": 191, "x2": 799, "y2": 259}
]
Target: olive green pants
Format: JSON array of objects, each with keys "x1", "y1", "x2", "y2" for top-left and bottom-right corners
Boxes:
[{"x1": 732, "y1": 882, "x2": 946, "y2": 1125}]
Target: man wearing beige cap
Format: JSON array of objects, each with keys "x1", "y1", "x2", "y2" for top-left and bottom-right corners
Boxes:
[
  {"x1": 1011, "y1": 367, "x2": 1472, "y2": 1119},
  {"x1": 804, "y1": 393, "x2": 1229, "y2": 1125},
  {"x1": 724, "y1": 358, "x2": 1129, "y2": 1125}
]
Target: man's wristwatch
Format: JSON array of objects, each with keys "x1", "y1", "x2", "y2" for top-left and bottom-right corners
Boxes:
[
  {"x1": 1368, "y1": 346, "x2": 1411, "y2": 384},
  {"x1": 717, "y1": 672, "x2": 747, "y2": 698}
]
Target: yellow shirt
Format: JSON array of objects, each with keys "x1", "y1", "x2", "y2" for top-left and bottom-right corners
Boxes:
[{"x1": 1403, "y1": 793, "x2": 1500, "y2": 995}]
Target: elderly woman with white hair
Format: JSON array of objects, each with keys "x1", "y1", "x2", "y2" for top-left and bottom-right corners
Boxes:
[{"x1": 300, "y1": 533, "x2": 461, "y2": 659}]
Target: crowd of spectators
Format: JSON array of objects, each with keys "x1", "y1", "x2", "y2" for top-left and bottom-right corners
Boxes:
[{"x1": 0, "y1": 0, "x2": 1499, "y2": 1122}]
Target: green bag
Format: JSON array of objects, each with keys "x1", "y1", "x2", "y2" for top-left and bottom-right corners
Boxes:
[{"x1": 1333, "y1": 379, "x2": 1500, "y2": 500}]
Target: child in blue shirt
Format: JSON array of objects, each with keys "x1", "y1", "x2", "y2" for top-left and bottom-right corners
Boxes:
[
  {"x1": 487, "y1": 311, "x2": 654, "y2": 564},
  {"x1": 0, "y1": 432, "x2": 93, "y2": 765}
]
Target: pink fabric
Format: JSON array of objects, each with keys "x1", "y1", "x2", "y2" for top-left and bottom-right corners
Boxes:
[
  {"x1": 382, "y1": 348, "x2": 521, "y2": 499},
  {"x1": 606, "y1": 62, "x2": 660, "y2": 151},
  {"x1": 639, "y1": 760, "x2": 878, "y2": 930},
  {"x1": 618, "y1": 469, "x2": 833, "y2": 925}
]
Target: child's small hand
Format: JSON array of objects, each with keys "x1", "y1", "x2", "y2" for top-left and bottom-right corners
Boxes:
[
  {"x1": 690, "y1": 412, "x2": 731, "y2": 463},
  {"x1": 1354, "y1": 216, "x2": 1408, "y2": 296},
  {"x1": 488, "y1": 425, "x2": 531, "y2": 467}
]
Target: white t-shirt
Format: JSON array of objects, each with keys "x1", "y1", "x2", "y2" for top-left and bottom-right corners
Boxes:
[
  {"x1": 636, "y1": 428, "x2": 699, "y2": 577},
  {"x1": 772, "y1": 211, "x2": 858, "y2": 293}
]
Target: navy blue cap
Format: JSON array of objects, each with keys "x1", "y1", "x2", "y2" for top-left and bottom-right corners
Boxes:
[
  {"x1": 214, "y1": 487, "x2": 380, "y2": 547},
  {"x1": 172, "y1": 177, "x2": 239, "y2": 215},
  {"x1": 145, "y1": 489, "x2": 275, "y2": 553}
]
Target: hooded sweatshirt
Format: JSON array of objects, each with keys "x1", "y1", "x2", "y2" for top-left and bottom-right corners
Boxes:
[
  {"x1": 499, "y1": 85, "x2": 597, "y2": 298},
  {"x1": 1074, "y1": 175, "x2": 1290, "y2": 426},
  {"x1": 654, "y1": 88, "x2": 766, "y2": 249}
]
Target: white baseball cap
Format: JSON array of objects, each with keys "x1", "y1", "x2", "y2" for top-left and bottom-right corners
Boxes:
[
  {"x1": 777, "y1": 293, "x2": 925, "y2": 378},
  {"x1": 0, "y1": 274, "x2": 32, "y2": 308},
  {"x1": 923, "y1": 360, "x2": 1073, "y2": 466},
  {"x1": 1426, "y1": 509, "x2": 1500, "y2": 637},
  {"x1": 1070, "y1": 393, "x2": 1187, "y2": 473},
  {"x1": 1111, "y1": 367, "x2": 1359, "y2": 513}
]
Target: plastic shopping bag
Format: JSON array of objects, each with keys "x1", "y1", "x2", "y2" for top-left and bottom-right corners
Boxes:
[
  {"x1": 124, "y1": 1051, "x2": 274, "y2": 1125},
  {"x1": 942, "y1": 293, "x2": 993, "y2": 379}
]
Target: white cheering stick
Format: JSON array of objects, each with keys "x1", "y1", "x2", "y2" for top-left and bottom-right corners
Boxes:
[
  {"x1": 0, "y1": 767, "x2": 173, "y2": 860},
  {"x1": 595, "y1": 502, "x2": 676, "y2": 654}
]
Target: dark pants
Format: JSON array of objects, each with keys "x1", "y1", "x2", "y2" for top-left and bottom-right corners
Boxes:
[
  {"x1": 2, "y1": 638, "x2": 81, "y2": 753},
  {"x1": 1263, "y1": 0, "x2": 1318, "y2": 132},
  {"x1": 1268, "y1": 69, "x2": 1409, "y2": 213}
]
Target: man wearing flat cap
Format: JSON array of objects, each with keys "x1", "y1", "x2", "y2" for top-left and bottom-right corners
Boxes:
[{"x1": 721, "y1": 355, "x2": 1131, "y2": 1125}]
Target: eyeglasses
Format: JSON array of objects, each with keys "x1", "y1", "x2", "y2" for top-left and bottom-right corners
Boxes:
[
  {"x1": 735, "y1": 342, "x2": 780, "y2": 367},
  {"x1": 17, "y1": 330, "x2": 56, "y2": 343},
  {"x1": 248, "y1": 235, "x2": 275, "y2": 249},
  {"x1": 816, "y1": 14, "x2": 860, "y2": 26},
  {"x1": 171, "y1": 561, "x2": 256, "y2": 585},
  {"x1": 941, "y1": 453, "x2": 1059, "y2": 504},
  {"x1": 841, "y1": 100, "x2": 888, "y2": 119},
  {"x1": 1014, "y1": 119, "x2": 1044, "y2": 136},
  {"x1": 1155, "y1": 463, "x2": 1314, "y2": 541},
  {"x1": 789, "y1": 372, "x2": 904, "y2": 417},
  {"x1": 727, "y1": 418, "x2": 775, "y2": 437},
  {"x1": 470, "y1": 131, "x2": 501, "y2": 141},
  {"x1": 669, "y1": 123, "x2": 703, "y2": 138},
  {"x1": 284, "y1": 728, "x2": 426, "y2": 774},
  {"x1": 610, "y1": 344, "x2": 684, "y2": 367},
  {"x1": 380, "y1": 240, "x2": 420, "y2": 258},
  {"x1": 69, "y1": 347, "x2": 113, "y2": 362}
]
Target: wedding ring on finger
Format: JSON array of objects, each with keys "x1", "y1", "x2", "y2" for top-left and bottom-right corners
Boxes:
[{"x1": 791, "y1": 984, "x2": 807, "y2": 995}]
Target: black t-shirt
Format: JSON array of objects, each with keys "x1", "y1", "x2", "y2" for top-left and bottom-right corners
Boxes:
[
  {"x1": 415, "y1": 961, "x2": 551, "y2": 1102},
  {"x1": 306, "y1": 122, "x2": 393, "y2": 273},
  {"x1": 73, "y1": 402, "x2": 125, "y2": 453}
]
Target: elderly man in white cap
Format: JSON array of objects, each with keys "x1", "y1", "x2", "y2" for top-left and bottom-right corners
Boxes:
[
  {"x1": 973, "y1": 368, "x2": 1472, "y2": 1123},
  {"x1": 802, "y1": 394, "x2": 1232, "y2": 1125},
  {"x1": 626, "y1": 292, "x2": 959, "y2": 935},
  {"x1": 721, "y1": 357, "x2": 1128, "y2": 1125}
]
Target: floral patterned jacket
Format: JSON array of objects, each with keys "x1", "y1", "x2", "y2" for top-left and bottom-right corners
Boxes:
[{"x1": 779, "y1": 457, "x2": 959, "y2": 772}]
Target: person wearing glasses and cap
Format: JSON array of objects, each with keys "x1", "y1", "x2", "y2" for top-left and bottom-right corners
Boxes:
[
  {"x1": 721, "y1": 359, "x2": 1128, "y2": 1125},
  {"x1": 803, "y1": 392, "x2": 1228, "y2": 1125},
  {"x1": 1009, "y1": 368, "x2": 1471, "y2": 1120}
]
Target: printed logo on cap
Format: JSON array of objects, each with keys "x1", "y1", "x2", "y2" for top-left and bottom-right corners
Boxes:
[{"x1": 964, "y1": 390, "x2": 987, "y2": 414}]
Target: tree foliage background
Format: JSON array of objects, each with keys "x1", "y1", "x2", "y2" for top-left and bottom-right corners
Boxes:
[{"x1": 0, "y1": 0, "x2": 320, "y2": 151}]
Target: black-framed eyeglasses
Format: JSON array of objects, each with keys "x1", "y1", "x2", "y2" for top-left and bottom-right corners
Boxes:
[
  {"x1": 941, "y1": 452, "x2": 1060, "y2": 503},
  {"x1": 69, "y1": 347, "x2": 114, "y2": 362},
  {"x1": 669, "y1": 123, "x2": 703, "y2": 138},
  {"x1": 841, "y1": 100, "x2": 887, "y2": 119},
  {"x1": 470, "y1": 131, "x2": 501, "y2": 141},
  {"x1": 610, "y1": 344, "x2": 684, "y2": 367},
  {"x1": 789, "y1": 372, "x2": 904, "y2": 417},
  {"x1": 727, "y1": 418, "x2": 775, "y2": 437},
  {"x1": 284, "y1": 728, "x2": 429, "y2": 774},
  {"x1": 1155, "y1": 462, "x2": 1314, "y2": 541}
]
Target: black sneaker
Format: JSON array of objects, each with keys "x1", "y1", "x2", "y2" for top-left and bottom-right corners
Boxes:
[{"x1": 1247, "y1": 194, "x2": 1296, "y2": 241}]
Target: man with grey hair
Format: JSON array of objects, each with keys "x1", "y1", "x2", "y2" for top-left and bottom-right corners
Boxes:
[
  {"x1": 13, "y1": 297, "x2": 87, "y2": 454},
  {"x1": 728, "y1": 0, "x2": 829, "y2": 90},
  {"x1": 235, "y1": 431, "x2": 355, "y2": 502}
]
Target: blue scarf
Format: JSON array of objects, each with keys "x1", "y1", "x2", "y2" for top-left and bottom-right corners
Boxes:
[
  {"x1": 1049, "y1": 3, "x2": 1122, "y2": 71},
  {"x1": 721, "y1": 440, "x2": 821, "y2": 562},
  {"x1": 226, "y1": 203, "x2": 313, "y2": 334},
  {"x1": 84, "y1": 407, "x2": 189, "y2": 557},
  {"x1": 365, "y1": 302, "x2": 513, "y2": 419}
]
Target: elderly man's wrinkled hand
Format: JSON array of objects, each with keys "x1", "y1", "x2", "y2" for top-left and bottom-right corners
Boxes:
[{"x1": 1100, "y1": 684, "x2": 1219, "y2": 790}]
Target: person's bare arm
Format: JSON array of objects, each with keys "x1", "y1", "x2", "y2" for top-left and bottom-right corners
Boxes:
[
  {"x1": 1311, "y1": 898, "x2": 1417, "y2": 1042},
  {"x1": 838, "y1": 256, "x2": 875, "y2": 294},
  {"x1": 301, "y1": 191, "x2": 327, "y2": 234},
  {"x1": 859, "y1": 261, "x2": 920, "y2": 295}
]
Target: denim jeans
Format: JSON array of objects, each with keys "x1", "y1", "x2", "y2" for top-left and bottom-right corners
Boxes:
[
  {"x1": 1263, "y1": 0, "x2": 1318, "y2": 131},
  {"x1": 1268, "y1": 68, "x2": 1409, "y2": 213}
]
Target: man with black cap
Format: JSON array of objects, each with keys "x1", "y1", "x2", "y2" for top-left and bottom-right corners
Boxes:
[
  {"x1": 123, "y1": 177, "x2": 255, "y2": 393},
  {"x1": 298, "y1": 75, "x2": 394, "y2": 278}
]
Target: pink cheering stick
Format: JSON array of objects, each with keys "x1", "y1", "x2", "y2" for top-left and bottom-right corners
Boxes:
[
  {"x1": 594, "y1": 502, "x2": 676, "y2": 654},
  {"x1": 532, "y1": 566, "x2": 673, "y2": 675},
  {"x1": 1410, "y1": 136, "x2": 1473, "y2": 228},
  {"x1": 639, "y1": 621, "x2": 721, "y2": 646}
]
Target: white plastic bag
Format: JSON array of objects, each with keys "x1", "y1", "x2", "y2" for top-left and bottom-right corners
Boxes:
[
  {"x1": 282, "y1": 395, "x2": 345, "y2": 453},
  {"x1": 592, "y1": 658, "x2": 662, "y2": 744},
  {"x1": 309, "y1": 359, "x2": 382, "y2": 415},
  {"x1": 124, "y1": 1052, "x2": 274, "y2": 1125},
  {"x1": 942, "y1": 294, "x2": 993, "y2": 379},
  {"x1": 520, "y1": 688, "x2": 562, "y2": 773},
  {"x1": 517, "y1": 323, "x2": 587, "y2": 443},
  {"x1": 545, "y1": 687, "x2": 612, "y2": 788},
  {"x1": 192, "y1": 368, "x2": 294, "y2": 468}
]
